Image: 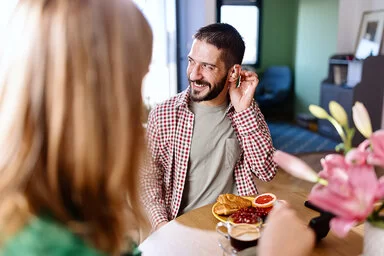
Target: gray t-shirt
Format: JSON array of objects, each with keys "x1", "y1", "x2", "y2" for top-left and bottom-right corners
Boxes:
[{"x1": 179, "y1": 100, "x2": 241, "y2": 215}]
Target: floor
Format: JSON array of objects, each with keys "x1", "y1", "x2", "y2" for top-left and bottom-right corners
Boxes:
[{"x1": 267, "y1": 121, "x2": 339, "y2": 154}]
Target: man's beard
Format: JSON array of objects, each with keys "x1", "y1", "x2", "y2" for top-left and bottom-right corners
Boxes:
[{"x1": 189, "y1": 75, "x2": 227, "y2": 102}]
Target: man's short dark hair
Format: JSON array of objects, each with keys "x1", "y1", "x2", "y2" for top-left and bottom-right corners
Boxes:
[{"x1": 193, "y1": 23, "x2": 245, "y2": 70}]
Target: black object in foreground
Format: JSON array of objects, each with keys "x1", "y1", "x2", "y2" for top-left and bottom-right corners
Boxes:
[
  {"x1": 305, "y1": 200, "x2": 326, "y2": 213},
  {"x1": 305, "y1": 200, "x2": 335, "y2": 242}
]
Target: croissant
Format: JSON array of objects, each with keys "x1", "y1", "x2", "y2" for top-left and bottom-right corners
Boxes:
[
  {"x1": 214, "y1": 203, "x2": 239, "y2": 215},
  {"x1": 214, "y1": 194, "x2": 252, "y2": 216}
]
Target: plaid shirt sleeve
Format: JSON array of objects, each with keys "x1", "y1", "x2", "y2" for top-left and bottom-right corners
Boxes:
[
  {"x1": 140, "y1": 108, "x2": 169, "y2": 229},
  {"x1": 232, "y1": 100, "x2": 277, "y2": 182}
]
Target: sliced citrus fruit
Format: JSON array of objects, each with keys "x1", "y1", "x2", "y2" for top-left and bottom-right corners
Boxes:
[{"x1": 252, "y1": 193, "x2": 276, "y2": 208}]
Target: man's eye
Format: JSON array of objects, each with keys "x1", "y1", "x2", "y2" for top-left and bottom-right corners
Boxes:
[{"x1": 203, "y1": 64, "x2": 213, "y2": 70}]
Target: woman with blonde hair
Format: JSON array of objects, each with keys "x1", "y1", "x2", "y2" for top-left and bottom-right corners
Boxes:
[{"x1": 0, "y1": 0, "x2": 152, "y2": 255}]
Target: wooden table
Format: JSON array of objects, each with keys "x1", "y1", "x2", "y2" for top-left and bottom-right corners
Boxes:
[{"x1": 176, "y1": 169, "x2": 364, "y2": 256}]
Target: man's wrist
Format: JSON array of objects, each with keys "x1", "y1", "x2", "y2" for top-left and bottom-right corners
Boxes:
[{"x1": 234, "y1": 104, "x2": 251, "y2": 113}]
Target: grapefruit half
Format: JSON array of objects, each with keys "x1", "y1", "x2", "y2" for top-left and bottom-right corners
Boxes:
[{"x1": 252, "y1": 193, "x2": 277, "y2": 208}]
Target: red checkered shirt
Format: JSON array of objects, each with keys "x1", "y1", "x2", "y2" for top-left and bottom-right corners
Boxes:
[{"x1": 141, "y1": 88, "x2": 277, "y2": 228}]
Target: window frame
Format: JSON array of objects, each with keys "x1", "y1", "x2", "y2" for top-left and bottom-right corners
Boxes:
[{"x1": 216, "y1": 0, "x2": 262, "y2": 68}]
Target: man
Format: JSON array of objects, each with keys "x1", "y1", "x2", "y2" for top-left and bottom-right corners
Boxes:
[{"x1": 142, "y1": 23, "x2": 277, "y2": 230}]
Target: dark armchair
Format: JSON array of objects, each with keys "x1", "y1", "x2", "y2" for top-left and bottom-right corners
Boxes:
[
  {"x1": 255, "y1": 66, "x2": 292, "y2": 107},
  {"x1": 254, "y1": 66, "x2": 293, "y2": 120}
]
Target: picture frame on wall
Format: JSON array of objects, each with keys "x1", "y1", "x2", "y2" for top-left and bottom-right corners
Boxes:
[{"x1": 355, "y1": 10, "x2": 384, "y2": 59}]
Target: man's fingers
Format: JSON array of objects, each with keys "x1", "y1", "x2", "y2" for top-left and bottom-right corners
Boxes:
[
  {"x1": 239, "y1": 78, "x2": 258, "y2": 90},
  {"x1": 268, "y1": 200, "x2": 290, "y2": 218},
  {"x1": 240, "y1": 71, "x2": 258, "y2": 80}
]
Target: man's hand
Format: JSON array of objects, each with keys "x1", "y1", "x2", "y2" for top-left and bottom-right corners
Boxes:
[{"x1": 227, "y1": 64, "x2": 259, "y2": 113}]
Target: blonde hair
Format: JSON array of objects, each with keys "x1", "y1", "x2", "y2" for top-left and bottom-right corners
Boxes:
[{"x1": 0, "y1": 0, "x2": 152, "y2": 254}]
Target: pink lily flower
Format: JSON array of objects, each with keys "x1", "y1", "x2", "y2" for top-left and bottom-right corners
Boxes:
[
  {"x1": 366, "y1": 130, "x2": 384, "y2": 168},
  {"x1": 330, "y1": 218, "x2": 358, "y2": 238},
  {"x1": 376, "y1": 176, "x2": 384, "y2": 201},
  {"x1": 279, "y1": 101, "x2": 384, "y2": 238},
  {"x1": 318, "y1": 154, "x2": 349, "y2": 181},
  {"x1": 345, "y1": 148, "x2": 369, "y2": 166},
  {"x1": 309, "y1": 156, "x2": 380, "y2": 237}
]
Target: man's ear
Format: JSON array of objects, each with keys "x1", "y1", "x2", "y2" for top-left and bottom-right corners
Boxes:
[{"x1": 227, "y1": 64, "x2": 241, "y2": 83}]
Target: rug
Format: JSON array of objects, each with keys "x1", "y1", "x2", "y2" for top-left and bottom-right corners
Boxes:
[{"x1": 267, "y1": 121, "x2": 339, "y2": 155}]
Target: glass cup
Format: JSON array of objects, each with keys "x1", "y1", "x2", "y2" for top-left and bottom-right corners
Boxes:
[{"x1": 216, "y1": 219, "x2": 262, "y2": 252}]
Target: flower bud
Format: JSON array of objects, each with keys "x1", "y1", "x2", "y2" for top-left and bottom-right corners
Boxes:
[
  {"x1": 273, "y1": 150, "x2": 327, "y2": 185},
  {"x1": 352, "y1": 102, "x2": 372, "y2": 138},
  {"x1": 309, "y1": 105, "x2": 329, "y2": 119},
  {"x1": 329, "y1": 101, "x2": 348, "y2": 127}
]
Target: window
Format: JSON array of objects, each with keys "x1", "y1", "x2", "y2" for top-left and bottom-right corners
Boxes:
[
  {"x1": 217, "y1": 0, "x2": 262, "y2": 67},
  {"x1": 133, "y1": 0, "x2": 177, "y2": 107},
  {"x1": 0, "y1": 1, "x2": 18, "y2": 39}
]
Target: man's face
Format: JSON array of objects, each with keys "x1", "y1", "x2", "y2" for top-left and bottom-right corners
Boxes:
[{"x1": 187, "y1": 40, "x2": 228, "y2": 102}]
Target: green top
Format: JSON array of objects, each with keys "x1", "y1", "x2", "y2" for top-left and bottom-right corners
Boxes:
[{"x1": 0, "y1": 215, "x2": 141, "y2": 256}]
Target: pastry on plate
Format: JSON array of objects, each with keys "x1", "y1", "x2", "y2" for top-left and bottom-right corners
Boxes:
[{"x1": 214, "y1": 194, "x2": 252, "y2": 216}]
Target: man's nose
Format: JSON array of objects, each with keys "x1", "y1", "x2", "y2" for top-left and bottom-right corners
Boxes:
[{"x1": 189, "y1": 64, "x2": 203, "y2": 81}]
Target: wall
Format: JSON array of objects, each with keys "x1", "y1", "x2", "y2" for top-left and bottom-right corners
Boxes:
[
  {"x1": 294, "y1": 0, "x2": 339, "y2": 114},
  {"x1": 336, "y1": 0, "x2": 384, "y2": 128},
  {"x1": 258, "y1": 0, "x2": 299, "y2": 73},
  {"x1": 177, "y1": 0, "x2": 216, "y2": 91},
  {"x1": 177, "y1": 0, "x2": 340, "y2": 118},
  {"x1": 337, "y1": 0, "x2": 384, "y2": 53},
  {"x1": 177, "y1": 0, "x2": 298, "y2": 91},
  {"x1": 136, "y1": 0, "x2": 178, "y2": 106}
]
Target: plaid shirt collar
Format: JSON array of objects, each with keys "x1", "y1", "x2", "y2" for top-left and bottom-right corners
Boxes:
[{"x1": 175, "y1": 86, "x2": 235, "y2": 115}]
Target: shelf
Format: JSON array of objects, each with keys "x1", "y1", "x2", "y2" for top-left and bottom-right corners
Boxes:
[
  {"x1": 319, "y1": 55, "x2": 384, "y2": 146},
  {"x1": 328, "y1": 59, "x2": 350, "y2": 65}
]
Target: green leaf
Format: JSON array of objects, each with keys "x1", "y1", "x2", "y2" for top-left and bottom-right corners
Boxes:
[
  {"x1": 335, "y1": 143, "x2": 345, "y2": 152},
  {"x1": 367, "y1": 217, "x2": 384, "y2": 229}
]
